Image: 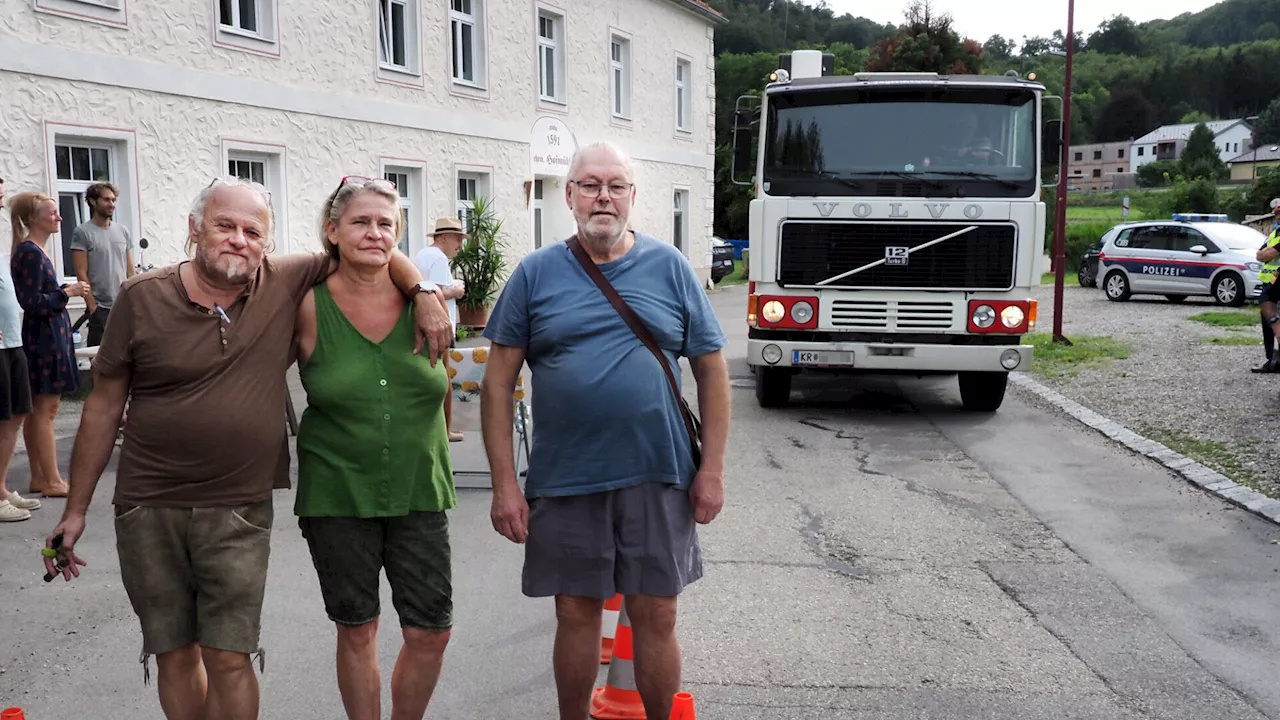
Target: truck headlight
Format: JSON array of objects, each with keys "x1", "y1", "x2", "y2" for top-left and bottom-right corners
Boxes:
[
  {"x1": 1000, "y1": 305, "x2": 1025, "y2": 328},
  {"x1": 790, "y1": 301, "x2": 814, "y2": 324},
  {"x1": 971, "y1": 304, "x2": 996, "y2": 329},
  {"x1": 761, "y1": 300, "x2": 785, "y2": 323}
]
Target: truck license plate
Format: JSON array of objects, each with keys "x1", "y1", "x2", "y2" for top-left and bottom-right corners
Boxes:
[{"x1": 793, "y1": 350, "x2": 854, "y2": 366}]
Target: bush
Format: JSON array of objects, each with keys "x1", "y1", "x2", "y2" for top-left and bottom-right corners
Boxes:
[
  {"x1": 741, "y1": 249, "x2": 750, "y2": 276},
  {"x1": 1137, "y1": 160, "x2": 1179, "y2": 188},
  {"x1": 1064, "y1": 221, "x2": 1112, "y2": 269}
]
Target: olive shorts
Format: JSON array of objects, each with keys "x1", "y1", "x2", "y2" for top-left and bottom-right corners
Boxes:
[
  {"x1": 298, "y1": 511, "x2": 453, "y2": 631},
  {"x1": 115, "y1": 500, "x2": 274, "y2": 656}
]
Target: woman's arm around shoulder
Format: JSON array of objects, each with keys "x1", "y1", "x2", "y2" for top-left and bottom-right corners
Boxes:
[{"x1": 295, "y1": 287, "x2": 318, "y2": 369}]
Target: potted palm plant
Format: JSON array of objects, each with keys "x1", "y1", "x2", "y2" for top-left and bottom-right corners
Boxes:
[{"x1": 450, "y1": 196, "x2": 509, "y2": 329}]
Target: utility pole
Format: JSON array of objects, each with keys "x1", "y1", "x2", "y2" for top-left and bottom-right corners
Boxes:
[{"x1": 1052, "y1": 0, "x2": 1075, "y2": 345}]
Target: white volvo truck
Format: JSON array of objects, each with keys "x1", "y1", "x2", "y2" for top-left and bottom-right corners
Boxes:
[{"x1": 731, "y1": 50, "x2": 1060, "y2": 411}]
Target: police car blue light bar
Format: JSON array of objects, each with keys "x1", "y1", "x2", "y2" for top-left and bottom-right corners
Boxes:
[{"x1": 1172, "y1": 213, "x2": 1229, "y2": 222}]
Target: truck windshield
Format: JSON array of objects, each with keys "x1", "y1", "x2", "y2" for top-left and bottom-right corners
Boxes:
[{"x1": 763, "y1": 85, "x2": 1038, "y2": 198}]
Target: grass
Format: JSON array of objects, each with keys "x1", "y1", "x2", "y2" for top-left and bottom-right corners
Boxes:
[
  {"x1": 1187, "y1": 311, "x2": 1258, "y2": 327},
  {"x1": 1065, "y1": 205, "x2": 1151, "y2": 225},
  {"x1": 1198, "y1": 335, "x2": 1261, "y2": 346},
  {"x1": 716, "y1": 259, "x2": 749, "y2": 287},
  {"x1": 1025, "y1": 332, "x2": 1130, "y2": 378},
  {"x1": 1137, "y1": 425, "x2": 1263, "y2": 494}
]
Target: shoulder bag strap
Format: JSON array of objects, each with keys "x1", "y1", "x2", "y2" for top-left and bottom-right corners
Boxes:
[{"x1": 566, "y1": 237, "x2": 702, "y2": 466}]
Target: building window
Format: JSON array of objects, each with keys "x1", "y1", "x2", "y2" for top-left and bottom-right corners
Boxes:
[
  {"x1": 1118, "y1": 148, "x2": 1125, "y2": 159},
  {"x1": 1092, "y1": 168, "x2": 1101, "y2": 178},
  {"x1": 610, "y1": 36, "x2": 631, "y2": 120},
  {"x1": 381, "y1": 164, "x2": 425, "y2": 256},
  {"x1": 1073, "y1": 151, "x2": 1082, "y2": 161},
  {"x1": 214, "y1": 0, "x2": 277, "y2": 53},
  {"x1": 457, "y1": 171, "x2": 490, "y2": 230},
  {"x1": 672, "y1": 189, "x2": 689, "y2": 252},
  {"x1": 54, "y1": 141, "x2": 116, "y2": 284},
  {"x1": 378, "y1": 0, "x2": 419, "y2": 76},
  {"x1": 222, "y1": 140, "x2": 288, "y2": 251},
  {"x1": 1116, "y1": 167, "x2": 1124, "y2": 173},
  {"x1": 675, "y1": 59, "x2": 692, "y2": 132},
  {"x1": 35, "y1": 0, "x2": 127, "y2": 27},
  {"x1": 537, "y1": 10, "x2": 565, "y2": 104},
  {"x1": 450, "y1": 0, "x2": 486, "y2": 87},
  {"x1": 533, "y1": 179, "x2": 544, "y2": 249},
  {"x1": 1138, "y1": 146, "x2": 1145, "y2": 156}
]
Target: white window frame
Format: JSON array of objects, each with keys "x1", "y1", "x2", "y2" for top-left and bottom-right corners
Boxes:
[
  {"x1": 672, "y1": 188, "x2": 690, "y2": 255},
  {"x1": 219, "y1": 139, "x2": 290, "y2": 252},
  {"x1": 675, "y1": 57, "x2": 693, "y2": 134},
  {"x1": 609, "y1": 32, "x2": 632, "y2": 122},
  {"x1": 44, "y1": 123, "x2": 140, "y2": 291},
  {"x1": 536, "y1": 7, "x2": 566, "y2": 106},
  {"x1": 213, "y1": 0, "x2": 279, "y2": 56},
  {"x1": 379, "y1": 158, "x2": 427, "y2": 257},
  {"x1": 376, "y1": 0, "x2": 422, "y2": 84},
  {"x1": 35, "y1": 0, "x2": 128, "y2": 28},
  {"x1": 449, "y1": 0, "x2": 487, "y2": 89},
  {"x1": 455, "y1": 166, "x2": 492, "y2": 231}
]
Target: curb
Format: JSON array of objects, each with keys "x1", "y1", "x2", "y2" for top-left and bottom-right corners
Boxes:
[{"x1": 1009, "y1": 373, "x2": 1280, "y2": 528}]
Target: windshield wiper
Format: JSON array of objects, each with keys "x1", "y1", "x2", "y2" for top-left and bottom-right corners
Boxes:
[
  {"x1": 843, "y1": 170, "x2": 947, "y2": 190},
  {"x1": 923, "y1": 170, "x2": 1024, "y2": 190},
  {"x1": 767, "y1": 168, "x2": 866, "y2": 191}
]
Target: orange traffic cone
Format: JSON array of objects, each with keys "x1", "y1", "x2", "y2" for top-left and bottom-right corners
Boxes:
[
  {"x1": 590, "y1": 599, "x2": 646, "y2": 719},
  {"x1": 669, "y1": 692, "x2": 696, "y2": 719},
  {"x1": 1, "y1": 708, "x2": 25, "y2": 720},
  {"x1": 600, "y1": 593, "x2": 622, "y2": 664}
]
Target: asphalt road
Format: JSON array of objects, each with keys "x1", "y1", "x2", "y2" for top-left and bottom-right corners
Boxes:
[{"x1": 1, "y1": 284, "x2": 1278, "y2": 719}]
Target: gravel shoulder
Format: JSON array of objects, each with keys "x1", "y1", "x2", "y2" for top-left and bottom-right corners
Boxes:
[{"x1": 1022, "y1": 282, "x2": 1280, "y2": 500}]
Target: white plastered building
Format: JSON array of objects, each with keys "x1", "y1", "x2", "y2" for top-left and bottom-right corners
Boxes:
[{"x1": 0, "y1": 0, "x2": 724, "y2": 295}]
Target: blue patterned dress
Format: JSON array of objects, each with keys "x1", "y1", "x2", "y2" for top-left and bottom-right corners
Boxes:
[{"x1": 11, "y1": 241, "x2": 81, "y2": 395}]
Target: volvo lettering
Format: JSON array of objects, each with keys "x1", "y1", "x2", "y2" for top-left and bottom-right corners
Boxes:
[{"x1": 731, "y1": 50, "x2": 1057, "y2": 411}]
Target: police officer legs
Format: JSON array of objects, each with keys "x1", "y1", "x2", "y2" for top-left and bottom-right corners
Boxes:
[{"x1": 1253, "y1": 199, "x2": 1280, "y2": 373}]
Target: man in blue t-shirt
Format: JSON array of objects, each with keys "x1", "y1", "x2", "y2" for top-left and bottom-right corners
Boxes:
[{"x1": 481, "y1": 141, "x2": 730, "y2": 720}]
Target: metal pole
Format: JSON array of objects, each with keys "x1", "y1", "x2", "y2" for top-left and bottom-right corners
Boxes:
[{"x1": 1052, "y1": 0, "x2": 1075, "y2": 345}]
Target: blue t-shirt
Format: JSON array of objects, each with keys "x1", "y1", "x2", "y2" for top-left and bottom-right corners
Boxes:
[{"x1": 483, "y1": 232, "x2": 727, "y2": 499}]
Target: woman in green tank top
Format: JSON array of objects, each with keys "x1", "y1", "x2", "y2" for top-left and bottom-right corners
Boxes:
[{"x1": 293, "y1": 176, "x2": 456, "y2": 720}]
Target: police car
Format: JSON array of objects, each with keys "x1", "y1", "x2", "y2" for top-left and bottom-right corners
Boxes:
[{"x1": 1097, "y1": 214, "x2": 1269, "y2": 306}]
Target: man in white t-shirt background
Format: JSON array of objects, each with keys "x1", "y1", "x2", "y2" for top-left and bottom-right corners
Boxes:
[{"x1": 413, "y1": 217, "x2": 468, "y2": 442}]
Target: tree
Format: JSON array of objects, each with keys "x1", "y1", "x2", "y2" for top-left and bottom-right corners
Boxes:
[
  {"x1": 1088, "y1": 15, "x2": 1143, "y2": 55},
  {"x1": 1095, "y1": 88, "x2": 1159, "y2": 142},
  {"x1": 1180, "y1": 122, "x2": 1227, "y2": 180},
  {"x1": 866, "y1": 0, "x2": 984, "y2": 74},
  {"x1": 1020, "y1": 35, "x2": 1053, "y2": 56},
  {"x1": 1051, "y1": 29, "x2": 1087, "y2": 54},
  {"x1": 983, "y1": 34, "x2": 1016, "y2": 60},
  {"x1": 1179, "y1": 110, "x2": 1214, "y2": 124},
  {"x1": 1258, "y1": 97, "x2": 1280, "y2": 144}
]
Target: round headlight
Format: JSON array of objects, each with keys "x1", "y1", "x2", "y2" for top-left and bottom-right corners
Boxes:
[
  {"x1": 1000, "y1": 349, "x2": 1021, "y2": 370},
  {"x1": 972, "y1": 304, "x2": 996, "y2": 328},
  {"x1": 762, "y1": 344, "x2": 783, "y2": 364},
  {"x1": 790, "y1": 301, "x2": 814, "y2": 324},
  {"x1": 1000, "y1": 305, "x2": 1025, "y2": 328},
  {"x1": 761, "y1": 300, "x2": 785, "y2": 323}
]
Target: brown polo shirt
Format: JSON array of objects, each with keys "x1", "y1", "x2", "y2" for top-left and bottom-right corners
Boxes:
[{"x1": 94, "y1": 252, "x2": 331, "y2": 508}]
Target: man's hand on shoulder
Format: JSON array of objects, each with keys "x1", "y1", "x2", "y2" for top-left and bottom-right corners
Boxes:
[{"x1": 412, "y1": 288, "x2": 453, "y2": 364}]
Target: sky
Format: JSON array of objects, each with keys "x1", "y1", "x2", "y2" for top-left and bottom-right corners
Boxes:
[{"x1": 823, "y1": 0, "x2": 1225, "y2": 43}]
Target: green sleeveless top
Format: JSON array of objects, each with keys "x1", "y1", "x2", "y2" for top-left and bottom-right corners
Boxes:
[{"x1": 295, "y1": 282, "x2": 456, "y2": 518}]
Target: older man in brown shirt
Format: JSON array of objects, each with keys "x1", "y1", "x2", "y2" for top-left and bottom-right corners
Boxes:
[{"x1": 42, "y1": 176, "x2": 452, "y2": 720}]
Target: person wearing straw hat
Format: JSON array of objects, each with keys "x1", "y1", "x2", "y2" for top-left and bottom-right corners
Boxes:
[{"x1": 413, "y1": 217, "x2": 468, "y2": 441}]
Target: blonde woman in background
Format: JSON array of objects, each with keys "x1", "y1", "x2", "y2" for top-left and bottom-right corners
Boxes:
[{"x1": 8, "y1": 192, "x2": 91, "y2": 499}]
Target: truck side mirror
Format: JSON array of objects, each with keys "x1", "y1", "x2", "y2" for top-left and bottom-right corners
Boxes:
[
  {"x1": 730, "y1": 96, "x2": 760, "y2": 187},
  {"x1": 1043, "y1": 119, "x2": 1063, "y2": 167}
]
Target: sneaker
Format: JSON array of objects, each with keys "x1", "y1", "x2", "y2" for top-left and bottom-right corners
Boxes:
[
  {"x1": 1253, "y1": 360, "x2": 1280, "y2": 373},
  {"x1": 0, "y1": 500, "x2": 31, "y2": 522},
  {"x1": 4, "y1": 491, "x2": 40, "y2": 511}
]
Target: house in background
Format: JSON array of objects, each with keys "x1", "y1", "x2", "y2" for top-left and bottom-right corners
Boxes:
[
  {"x1": 1128, "y1": 119, "x2": 1255, "y2": 174},
  {"x1": 1227, "y1": 144, "x2": 1280, "y2": 182},
  {"x1": 1065, "y1": 140, "x2": 1133, "y2": 191},
  {"x1": 0, "y1": 0, "x2": 726, "y2": 298}
]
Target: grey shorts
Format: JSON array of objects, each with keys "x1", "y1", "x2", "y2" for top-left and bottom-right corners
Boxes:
[
  {"x1": 114, "y1": 500, "x2": 274, "y2": 656},
  {"x1": 522, "y1": 480, "x2": 703, "y2": 599}
]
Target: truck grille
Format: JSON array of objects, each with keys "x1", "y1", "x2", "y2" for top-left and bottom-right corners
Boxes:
[
  {"x1": 828, "y1": 299, "x2": 956, "y2": 331},
  {"x1": 778, "y1": 221, "x2": 1017, "y2": 290}
]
